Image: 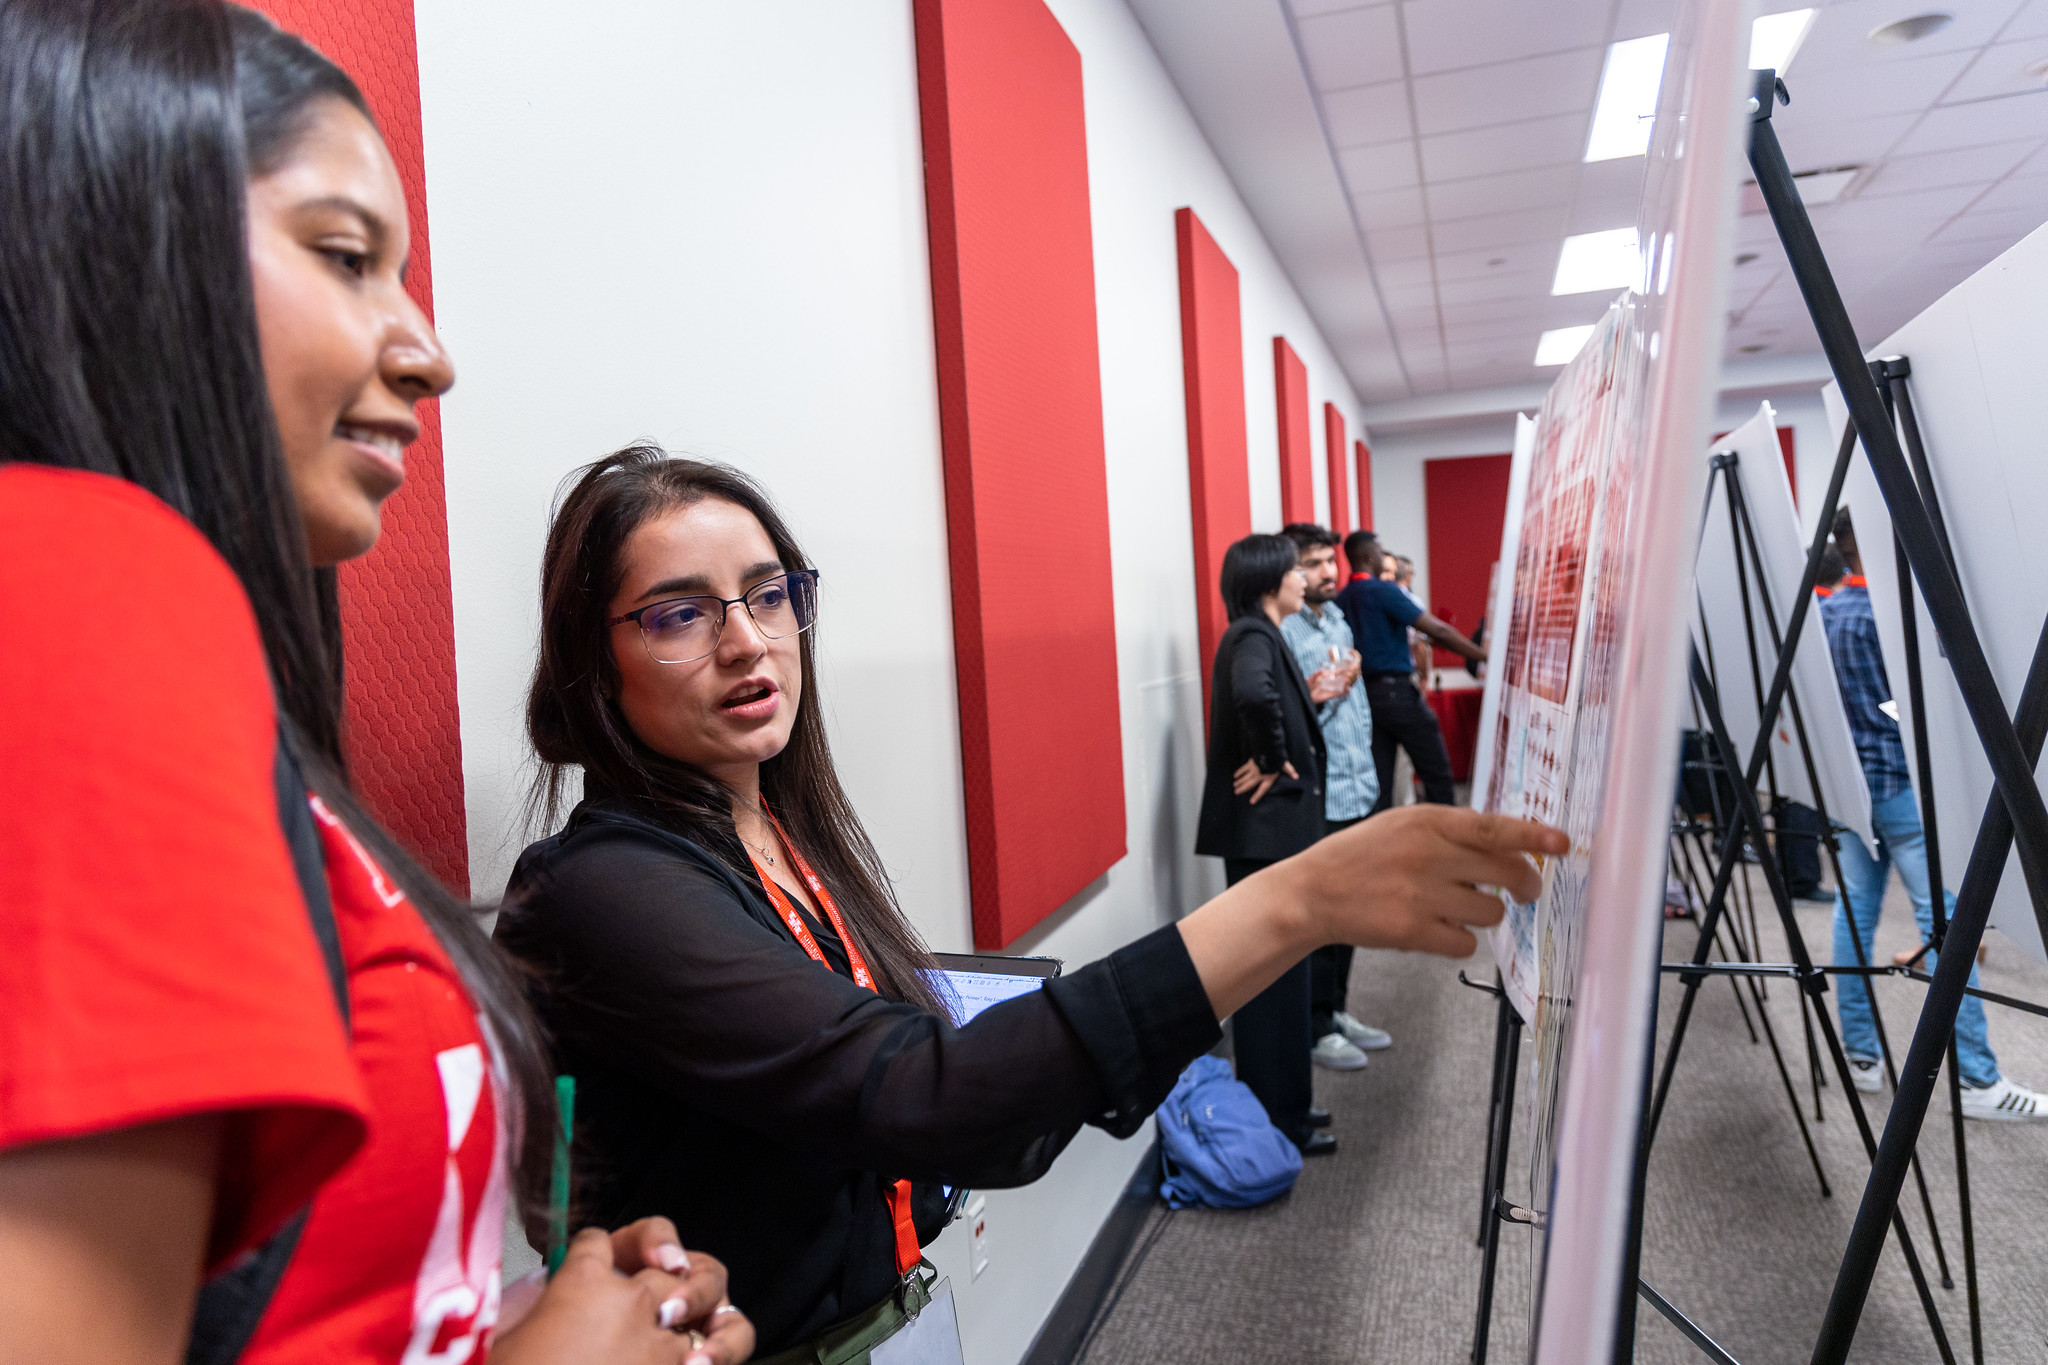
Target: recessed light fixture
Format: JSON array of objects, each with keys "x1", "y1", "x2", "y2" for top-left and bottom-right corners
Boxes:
[
  {"x1": 1535, "y1": 325, "x2": 1598, "y2": 367},
  {"x1": 1552, "y1": 227, "x2": 1641, "y2": 295},
  {"x1": 1750, "y1": 9, "x2": 1817, "y2": 73},
  {"x1": 1585, "y1": 33, "x2": 1671, "y2": 162},
  {"x1": 1868, "y1": 12, "x2": 1953, "y2": 46}
]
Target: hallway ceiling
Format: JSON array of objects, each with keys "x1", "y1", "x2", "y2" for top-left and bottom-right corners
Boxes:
[{"x1": 1129, "y1": 0, "x2": 2048, "y2": 408}]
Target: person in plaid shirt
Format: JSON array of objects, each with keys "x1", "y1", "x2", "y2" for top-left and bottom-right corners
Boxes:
[{"x1": 1820, "y1": 510, "x2": 2043, "y2": 1119}]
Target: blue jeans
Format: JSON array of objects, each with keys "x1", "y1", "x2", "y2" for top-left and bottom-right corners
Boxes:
[{"x1": 1831, "y1": 787, "x2": 1998, "y2": 1088}]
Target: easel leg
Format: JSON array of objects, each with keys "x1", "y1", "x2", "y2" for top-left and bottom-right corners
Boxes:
[
  {"x1": 1692, "y1": 651, "x2": 1955, "y2": 1364},
  {"x1": 1472, "y1": 998, "x2": 1522, "y2": 1365}
]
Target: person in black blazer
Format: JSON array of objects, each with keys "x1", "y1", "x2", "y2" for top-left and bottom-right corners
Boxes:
[{"x1": 1196, "y1": 534, "x2": 1333, "y2": 1152}]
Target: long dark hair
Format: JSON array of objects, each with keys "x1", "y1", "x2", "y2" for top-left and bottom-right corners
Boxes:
[
  {"x1": 526, "y1": 445, "x2": 944, "y2": 1014},
  {"x1": 0, "y1": 0, "x2": 557, "y2": 1218},
  {"x1": 1220, "y1": 533, "x2": 1299, "y2": 621}
]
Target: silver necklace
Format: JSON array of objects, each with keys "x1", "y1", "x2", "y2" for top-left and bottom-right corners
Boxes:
[{"x1": 740, "y1": 829, "x2": 778, "y2": 867}]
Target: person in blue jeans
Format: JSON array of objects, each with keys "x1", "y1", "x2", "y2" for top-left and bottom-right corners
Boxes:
[{"x1": 1821, "y1": 514, "x2": 2044, "y2": 1120}]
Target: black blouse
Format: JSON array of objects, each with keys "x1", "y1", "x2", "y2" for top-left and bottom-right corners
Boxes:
[{"x1": 495, "y1": 795, "x2": 1220, "y2": 1353}]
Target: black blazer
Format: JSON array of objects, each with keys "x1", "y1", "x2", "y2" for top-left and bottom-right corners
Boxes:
[
  {"x1": 1195, "y1": 614, "x2": 1328, "y2": 862},
  {"x1": 495, "y1": 793, "x2": 1219, "y2": 1353}
]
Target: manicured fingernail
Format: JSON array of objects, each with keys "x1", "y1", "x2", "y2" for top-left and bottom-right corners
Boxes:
[
  {"x1": 658, "y1": 1299, "x2": 687, "y2": 1329},
  {"x1": 656, "y1": 1243, "x2": 689, "y2": 1272},
  {"x1": 686, "y1": 1355, "x2": 713, "y2": 1365}
]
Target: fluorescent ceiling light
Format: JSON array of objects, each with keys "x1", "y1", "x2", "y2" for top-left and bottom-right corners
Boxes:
[
  {"x1": 1750, "y1": 9, "x2": 1816, "y2": 74},
  {"x1": 1584, "y1": 34, "x2": 1670, "y2": 162},
  {"x1": 1552, "y1": 227, "x2": 1641, "y2": 296},
  {"x1": 1535, "y1": 325, "x2": 1597, "y2": 367}
]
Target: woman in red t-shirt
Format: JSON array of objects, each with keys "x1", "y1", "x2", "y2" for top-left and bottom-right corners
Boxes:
[{"x1": 0, "y1": 4, "x2": 752, "y2": 1364}]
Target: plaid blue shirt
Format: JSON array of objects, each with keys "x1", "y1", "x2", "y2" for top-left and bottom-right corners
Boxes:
[
  {"x1": 1818, "y1": 582, "x2": 1913, "y2": 801},
  {"x1": 1280, "y1": 602, "x2": 1379, "y2": 820}
]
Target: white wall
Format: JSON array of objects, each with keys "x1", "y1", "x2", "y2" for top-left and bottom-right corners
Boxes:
[{"x1": 413, "y1": 3, "x2": 1365, "y2": 1361}]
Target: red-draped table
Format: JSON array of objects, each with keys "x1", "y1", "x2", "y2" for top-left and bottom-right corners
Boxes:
[{"x1": 1428, "y1": 684, "x2": 1485, "y2": 782}]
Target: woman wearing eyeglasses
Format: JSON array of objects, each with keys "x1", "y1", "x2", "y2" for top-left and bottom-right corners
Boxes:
[{"x1": 498, "y1": 447, "x2": 1565, "y2": 1363}]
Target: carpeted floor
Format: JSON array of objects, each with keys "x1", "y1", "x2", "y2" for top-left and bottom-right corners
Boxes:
[{"x1": 1078, "y1": 866, "x2": 2048, "y2": 1364}]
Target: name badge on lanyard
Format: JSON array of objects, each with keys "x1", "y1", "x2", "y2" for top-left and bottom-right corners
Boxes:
[
  {"x1": 872, "y1": 1274, "x2": 966, "y2": 1365},
  {"x1": 745, "y1": 802, "x2": 923, "y2": 1278}
]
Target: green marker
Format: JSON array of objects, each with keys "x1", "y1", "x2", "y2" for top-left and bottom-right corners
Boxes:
[{"x1": 546, "y1": 1074, "x2": 576, "y2": 1274}]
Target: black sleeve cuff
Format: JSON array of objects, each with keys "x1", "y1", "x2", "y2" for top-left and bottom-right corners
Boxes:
[{"x1": 1041, "y1": 924, "x2": 1222, "y2": 1138}]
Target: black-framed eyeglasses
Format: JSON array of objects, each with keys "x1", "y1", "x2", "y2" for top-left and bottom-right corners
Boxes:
[{"x1": 607, "y1": 569, "x2": 820, "y2": 665}]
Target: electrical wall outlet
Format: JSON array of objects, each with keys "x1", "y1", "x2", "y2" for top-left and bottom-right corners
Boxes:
[{"x1": 966, "y1": 1194, "x2": 990, "y2": 1281}]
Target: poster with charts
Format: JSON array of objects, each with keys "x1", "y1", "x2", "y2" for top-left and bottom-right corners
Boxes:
[{"x1": 1474, "y1": 302, "x2": 1632, "y2": 1036}]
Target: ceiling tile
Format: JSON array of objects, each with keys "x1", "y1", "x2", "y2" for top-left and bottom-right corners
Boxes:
[
  {"x1": 1972, "y1": 172, "x2": 2048, "y2": 216},
  {"x1": 1942, "y1": 38, "x2": 2048, "y2": 103},
  {"x1": 1930, "y1": 205, "x2": 2047, "y2": 245},
  {"x1": 1321, "y1": 80, "x2": 1414, "y2": 146},
  {"x1": 1379, "y1": 281, "x2": 1439, "y2": 313},
  {"x1": 1399, "y1": 0, "x2": 1608, "y2": 76},
  {"x1": 1368, "y1": 224, "x2": 1433, "y2": 260},
  {"x1": 1434, "y1": 268, "x2": 1556, "y2": 306},
  {"x1": 1779, "y1": 48, "x2": 1977, "y2": 118},
  {"x1": 1895, "y1": 91, "x2": 2048, "y2": 155},
  {"x1": 2007, "y1": 0, "x2": 2048, "y2": 41},
  {"x1": 1860, "y1": 140, "x2": 2037, "y2": 198},
  {"x1": 1354, "y1": 185, "x2": 1428, "y2": 228},
  {"x1": 1430, "y1": 206, "x2": 1570, "y2": 254},
  {"x1": 1791, "y1": 0, "x2": 2028, "y2": 75},
  {"x1": 1339, "y1": 139, "x2": 1422, "y2": 190},
  {"x1": 1411, "y1": 47, "x2": 1605, "y2": 137},
  {"x1": 1373, "y1": 257, "x2": 1435, "y2": 288},
  {"x1": 1426, "y1": 165, "x2": 1578, "y2": 221},
  {"x1": 1289, "y1": 0, "x2": 1393, "y2": 17},
  {"x1": 1609, "y1": 0, "x2": 1679, "y2": 45},
  {"x1": 1420, "y1": 111, "x2": 1586, "y2": 180},
  {"x1": 1432, "y1": 239, "x2": 1560, "y2": 280},
  {"x1": 1297, "y1": 5, "x2": 1406, "y2": 91},
  {"x1": 1771, "y1": 112, "x2": 1918, "y2": 170}
]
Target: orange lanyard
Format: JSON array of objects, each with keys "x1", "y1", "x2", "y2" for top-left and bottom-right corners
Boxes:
[{"x1": 744, "y1": 803, "x2": 920, "y2": 1276}]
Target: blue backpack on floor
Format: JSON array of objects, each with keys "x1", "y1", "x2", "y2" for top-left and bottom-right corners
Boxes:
[{"x1": 1156, "y1": 1055, "x2": 1303, "y2": 1209}]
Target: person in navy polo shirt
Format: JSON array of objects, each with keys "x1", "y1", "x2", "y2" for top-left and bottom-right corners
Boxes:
[{"x1": 1335, "y1": 531, "x2": 1486, "y2": 811}]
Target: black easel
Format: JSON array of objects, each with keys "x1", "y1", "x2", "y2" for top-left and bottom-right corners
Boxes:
[
  {"x1": 1737, "y1": 66, "x2": 2048, "y2": 1365},
  {"x1": 1465, "y1": 972, "x2": 1525, "y2": 1365}
]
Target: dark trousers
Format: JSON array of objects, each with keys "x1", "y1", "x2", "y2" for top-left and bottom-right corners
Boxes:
[
  {"x1": 1366, "y1": 674, "x2": 1456, "y2": 812},
  {"x1": 1224, "y1": 857, "x2": 1314, "y2": 1145},
  {"x1": 1309, "y1": 817, "x2": 1362, "y2": 1039}
]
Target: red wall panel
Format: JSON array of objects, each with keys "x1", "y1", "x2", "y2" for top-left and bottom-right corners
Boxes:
[
  {"x1": 1323, "y1": 403, "x2": 1350, "y2": 539},
  {"x1": 1423, "y1": 453, "x2": 1513, "y2": 667},
  {"x1": 1356, "y1": 439, "x2": 1375, "y2": 532},
  {"x1": 1273, "y1": 338, "x2": 1313, "y2": 526},
  {"x1": 913, "y1": 0, "x2": 1126, "y2": 949},
  {"x1": 1174, "y1": 209, "x2": 1252, "y2": 713},
  {"x1": 255, "y1": 0, "x2": 469, "y2": 890}
]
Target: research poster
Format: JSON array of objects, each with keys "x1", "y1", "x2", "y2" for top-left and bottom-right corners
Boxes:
[{"x1": 1472, "y1": 298, "x2": 1640, "y2": 1213}]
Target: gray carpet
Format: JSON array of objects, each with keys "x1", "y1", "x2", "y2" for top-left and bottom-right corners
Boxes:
[{"x1": 1078, "y1": 866, "x2": 2048, "y2": 1364}]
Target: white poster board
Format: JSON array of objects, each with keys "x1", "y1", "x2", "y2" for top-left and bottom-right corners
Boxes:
[
  {"x1": 1458, "y1": 0, "x2": 1749, "y2": 1356},
  {"x1": 1692, "y1": 402, "x2": 1873, "y2": 848},
  {"x1": 1474, "y1": 412, "x2": 1539, "y2": 1021},
  {"x1": 1822, "y1": 222, "x2": 2048, "y2": 963}
]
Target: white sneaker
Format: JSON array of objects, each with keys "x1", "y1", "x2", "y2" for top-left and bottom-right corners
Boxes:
[
  {"x1": 1312, "y1": 1033, "x2": 1369, "y2": 1071},
  {"x1": 1847, "y1": 1057, "x2": 1883, "y2": 1093},
  {"x1": 1959, "y1": 1076, "x2": 2048, "y2": 1121},
  {"x1": 1332, "y1": 1011, "x2": 1393, "y2": 1051}
]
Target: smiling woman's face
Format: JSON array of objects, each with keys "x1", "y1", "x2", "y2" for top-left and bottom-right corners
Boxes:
[
  {"x1": 608, "y1": 497, "x2": 805, "y2": 781},
  {"x1": 245, "y1": 97, "x2": 453, "y2": 566}
]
